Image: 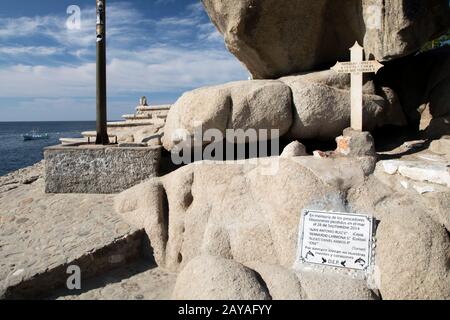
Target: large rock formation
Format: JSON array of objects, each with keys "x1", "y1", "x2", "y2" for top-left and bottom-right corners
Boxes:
[
  {"x1": 376, "y1": 211, "x2": 449, "y2": 300},
  {"x1": 376, "y1": 46, "x2": 450, "y2": 133},
  {"x1": 202, "y1": 0, "x2": 450, "y2": 79},
  {"x1": 279, "y1": 70, "x2": 407, "y2": 140},
  {"x1": 163, "y1": 80, "x2": 292, "y2": 151},
  {"x1": 115, "y1": 156, "x2": 449, "y2": 299},
  {"x1": 112, "y1": 1, "x2": 450, "y2": 301},
  {"x1": 162, "y1": 70, "x2": 408, "y2": 150},
  {"x1": 172, "y1": 255, "x2": 272, "y2": 300}
]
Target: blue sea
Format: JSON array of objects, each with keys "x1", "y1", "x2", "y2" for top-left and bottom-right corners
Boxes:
[{"x1": 0, "y1": 121, "x2": 96, "y2": 176}]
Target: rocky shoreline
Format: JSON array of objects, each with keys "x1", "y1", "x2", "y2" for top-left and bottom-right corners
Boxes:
[
  {"x1": 1, "y1": 0, "x2": 449, "y2": 300},
  {"x1": 1, "y1": 133, "x2": 449, "y2": 299}
]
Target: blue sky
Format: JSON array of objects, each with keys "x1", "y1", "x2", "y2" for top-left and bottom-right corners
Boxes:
[{"x1": 0, "y1": 0, "x2": 248, "y2": 121}]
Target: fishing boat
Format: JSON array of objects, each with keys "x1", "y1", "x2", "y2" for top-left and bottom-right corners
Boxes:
[{"x1": 23, "y1": 131, "x2": 50, "y2": 141}]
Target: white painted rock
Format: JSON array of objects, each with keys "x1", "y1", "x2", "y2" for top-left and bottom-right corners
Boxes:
[
  {"x1": 381, "y1": 160, "x2": 450, "y2": 187},
  {"x1": 397, "y1": 162, "x2": 450, "y2": 187},
  {"x1": 382, "y1": 160, "x2": 401, "y2": 175}
]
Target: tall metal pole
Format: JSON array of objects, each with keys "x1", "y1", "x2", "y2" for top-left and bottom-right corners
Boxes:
[{"x1": 96, "y1": 0, "x2": 109, "y2": 144}]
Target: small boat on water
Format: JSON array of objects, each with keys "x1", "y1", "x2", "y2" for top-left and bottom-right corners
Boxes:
[{"x1": 23, "y1": 132, "x2": 50, "y2": 141}]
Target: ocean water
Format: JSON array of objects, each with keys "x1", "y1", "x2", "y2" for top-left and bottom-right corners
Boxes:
[{"x1": 0, "y1": 121, "x2": 96, "y2": 176}]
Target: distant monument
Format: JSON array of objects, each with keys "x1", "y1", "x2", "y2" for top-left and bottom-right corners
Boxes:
[
  {"x1": 139, "y1": 96, "x2": 149, "y2": 107},
  {"x1": 331, "y1": 42, "x2": 384, "y2": 131}
]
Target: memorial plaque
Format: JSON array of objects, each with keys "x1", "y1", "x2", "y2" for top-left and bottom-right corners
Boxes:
[{"x1": 296, "y1": 210, "x2": 374, "y2": 271}]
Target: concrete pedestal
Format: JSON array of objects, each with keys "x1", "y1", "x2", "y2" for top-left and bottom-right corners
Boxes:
[{"x1": 44, "y1": 144, "x2": 161, "y2": 194}]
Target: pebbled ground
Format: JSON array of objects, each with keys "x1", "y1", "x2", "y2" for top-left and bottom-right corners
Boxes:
[{"x1": 0, "y1": 161, "x2": 146, "y2": 299}]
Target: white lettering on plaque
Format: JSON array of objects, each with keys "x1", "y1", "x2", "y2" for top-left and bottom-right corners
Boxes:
[{"x1": 296, "y1": 210, "x2": 374, "y2": 271}]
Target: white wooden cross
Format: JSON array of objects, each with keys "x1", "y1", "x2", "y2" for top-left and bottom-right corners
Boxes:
[{"x1": 331, "y1": 42, "x2": 384, "y2": 131}]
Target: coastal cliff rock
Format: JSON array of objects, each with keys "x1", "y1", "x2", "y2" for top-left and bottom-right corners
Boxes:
[
  {"x1": 296, "y1": 270, "x2": 377, "y2": 300},
  {"x1": 377, "y1": 46, "x2": 450, "y2": 133},
  {"x1": 202, "y1": 0, "x2": 450, "y2": 79},
  {"x1": 162, "y1": 70, "x2": 408, "y2": 150},
  {"x1": 116, "y1": 158, "x2": 352, "y2": 271},
  {"x1": 280, "y1": 141, "x2": 307, "y2": 158},
  {"x1": 115, "y1": 156, "x2": 450, "y2": 300},
  {"x1": 376, "y1": 211, "x2": 450, "y2": 300},
  {"x1": 172, "y1": 255, "x2": 272, "y2": 300},
  {"x1": 162, "y1": 80, "x2": 292, "y2": 151},
  {"x1": 279, "y1": 71, "x2": 407, "y2": 140}
]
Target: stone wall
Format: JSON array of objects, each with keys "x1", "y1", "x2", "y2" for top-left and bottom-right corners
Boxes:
[{"x1": 44, "y1": 145, "x2": 161, "y2": 194}]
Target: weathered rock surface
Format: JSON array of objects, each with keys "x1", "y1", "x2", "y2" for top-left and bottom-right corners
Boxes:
[
  {"x1": 172, "y1": 255, "x2": 271, "y2": 300},
  {"x1": 280, "y1": 71, "x2": 407, "y2": 139},
  {"x1": 244, "y1": 262, "x2": 304, "y2": 300},
  {"x1": 108, "y1": 122, "x2": 165, "y2": 146},
  {"x1": 424, "y1": 115, "x2": 450, "y2": 139},
  {"x1": 202, "y1": 0, "x2": 450, "y2": 79},
  {"x1": 335, "y1": 128, "x2": 376, "y2": 157},
  {"x1": 162, "y1": 70, "x2": 408, "y2": 150},
  {"x1": 44, "y1": 145, "x2": 162, "y2": 194},
  {"x1": 281, "y1": 141, "x2": 308, "y2": 158},
  {"x1": 368, "y1": 137, "x2": 450, "y2": 231},
  {"x1": 116, "y1": 158, "x2": 350, "y2": 272},
  {"x1": 162, "y1": 80, "x2": 293, "y2": 151},
  {"x1": 377, "y1": 47, "x2": 450, "y2": 128},
  {"x1": 379, "y1": 160, "x2": 450, "y2": 187},
  {"x1": 116, "y1": 154, "x2": 449, "y2": 299},
  {"x1": 344, "y1": 174, "x2": 450, "y2": 300},
  {"x1": 377, "y1": 212, "x2": 450, "y2": 300},
  {"x1": 133, "y1": 127, "x2": 163, "y2": 146},
  {"x1": 296, "y1": 269, "x2": 378, "y2": 300}
]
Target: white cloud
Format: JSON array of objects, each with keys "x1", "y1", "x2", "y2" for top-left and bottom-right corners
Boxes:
[
  {"x1": 0, "y1": 63, "x2": 95, "y2": 98},
  {"x1": 0, "y1": 2, "x2": 219, "y2": 56},
  {"x1": 157, "y1": 17, "x2": 200, "y2": 26},
  {"x1": 0, "y1": 45, "x2": 246, "y2": 99},
  {"x1": 0, "y1": 2, "x2": 147, "y2": 49},
  {"x1": 0, "y1": 16, "x2": 55, "y2": 38},
  {"x1": 0, "y1": 1, "x2": 247, "y2": 121},
  {"x1": 0, "y1": 46, "x2": 63, "y2": 56},
  {"x1": 187, "y1": 2, "x2": 206, "y2": 15},
  {"x1": 197, "y1": 22, "x2": 224, "y2": 43},
  {"x1": 3, "y1": 97, "x2": 130, "y2": 121}
]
